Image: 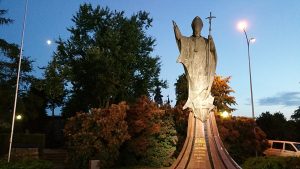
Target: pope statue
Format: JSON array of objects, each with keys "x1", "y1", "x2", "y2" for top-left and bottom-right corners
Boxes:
[{"x1": 173, "y1": 16, "x2": 217, "y2": 122}]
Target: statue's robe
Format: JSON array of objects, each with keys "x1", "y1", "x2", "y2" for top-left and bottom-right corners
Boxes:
[{"x1": 176, "y1": 35, "x2": 217, "y2": 122}]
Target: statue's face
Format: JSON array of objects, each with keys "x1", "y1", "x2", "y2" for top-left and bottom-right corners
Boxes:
[{"x1": 192, "y1": 18, "x2": 203, "y2": 37}]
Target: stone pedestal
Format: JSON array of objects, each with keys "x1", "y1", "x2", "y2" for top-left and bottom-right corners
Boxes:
[{"x1": 170, "y1": 112, "x2": 241, "y2": 169}]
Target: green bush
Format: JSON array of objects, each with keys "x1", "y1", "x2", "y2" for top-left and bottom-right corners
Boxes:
[
  {"x1": 243, "y1": 156, "x2": 300, "y2": 169},
  {"x1": 0, "y1": 159, "x2": 53, "y2": 169}
]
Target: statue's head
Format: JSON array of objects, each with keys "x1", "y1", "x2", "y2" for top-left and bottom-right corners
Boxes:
[{"x1": 191, "y1": 16, "x2": 203, "y2": 37}]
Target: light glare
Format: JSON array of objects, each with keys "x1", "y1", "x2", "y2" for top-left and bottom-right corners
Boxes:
[
  {"x1": 237, "y1": 21, "x2": 247, "y2": 31},
  {"x1": 46, "y1": 40, "x2": 52, "y2": 45},
  {"x1": 220, "y1": 111, "x2": 230, "y2": 119},
  {"x1": 16, "y1": 115, "x2": 22, "y2": 120}
]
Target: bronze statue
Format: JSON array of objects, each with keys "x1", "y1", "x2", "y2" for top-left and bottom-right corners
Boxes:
[{"x1": 173, "y1": 16, "x2": 217, "y2": 122}]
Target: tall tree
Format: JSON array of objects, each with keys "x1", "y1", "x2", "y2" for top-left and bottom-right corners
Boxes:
[
  {"x1": 0, "y1": 8, "x2": 34, "y2": 122},
  {"x1": 174, "y1": 74, "x2": 188, "y2": 105},
  {"x1": 53, "y1": 4, "x2": 166, "y2": 117},
  {"x1": 0, "y1": 9, "x2": 13, "y2": 25},
  {"x1": 256, "y1": 112, "x2": 292, "y2": 140},
  {"x1": 211, "y1": 76, "x2": 237, "y2": 113},
  {"x1": 291, "y1": 106, "x2": 300, "y2": 121},
  {"x1": 21, "y1": 79, "x2": 48, "y2": 132},
  {"x1": 175, "y1": 74, "x2": 236, "y2": 113},
  {"x1": 153, "y1": 78, "x2": 165, "y2": 105},
  {"x1": 42, "y1": 58, "x2": 65, "y2": 116}
]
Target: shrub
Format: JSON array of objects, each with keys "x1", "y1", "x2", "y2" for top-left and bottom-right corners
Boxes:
[
  {"x1": 0, "y1": 121, "x2": 10, "y2": 133},
  {"x1": 0, "y1": 159, "x2": 53, "y2": 169},
  {"x1": 243, "y1": 156, "x2": 300, "y2": 169},
  {"x1": 64, "y1": 102, "x2": 130, "y2": 169},
  {"x1": 216, "y1": 116, "x2": 268, "y2": 164},
  {"x1": 121, "y1": 96, "x2": 177, "y2": 167}
]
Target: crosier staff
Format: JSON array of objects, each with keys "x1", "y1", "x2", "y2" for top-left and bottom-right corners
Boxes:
[{"x1": 205, "y1": 12, "x2": 216, "y2": 98}]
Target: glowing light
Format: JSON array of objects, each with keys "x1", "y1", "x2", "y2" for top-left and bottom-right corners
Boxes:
[
  {"x1": 16, "y1": 115, "x2": 22, "y2": 120},
  {"x1": 220, "y1": 111, "x2": 230, "y2": 119},
  {"x1": 250, "y1": 38, "x2": 256, "y2": 43},
  {"x1": 46, "y1": 40, "x2": 52, "y2": 45},
  {"x1": 237, "y1": 21, "x2": 247, "y2": 31}
]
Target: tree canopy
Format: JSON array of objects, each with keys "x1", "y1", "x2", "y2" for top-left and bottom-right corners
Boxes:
[
  {"x1": 256, "y1": 111, "x2": 300, "y2": 141},
  {"x1": 0, "y1": 8, "x2": 35, "y2": 123},
  {"x1": 50, "y1": 4, "x2": 166, "y2": 117}
]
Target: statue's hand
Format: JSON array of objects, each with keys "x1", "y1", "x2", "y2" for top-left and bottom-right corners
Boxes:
[
  {"x1": 172, "y1": 20, "x2": 182, "y2": 40},
  {"x1": 172, "y1": 20, "x2": 177, "y2": 28}
]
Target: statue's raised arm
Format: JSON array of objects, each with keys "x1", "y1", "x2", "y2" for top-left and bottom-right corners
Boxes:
[{"x1": 172, "y1": 20, "x2": 182, "y2": 51}]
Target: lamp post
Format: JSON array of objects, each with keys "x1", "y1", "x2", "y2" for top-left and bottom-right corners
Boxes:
[
  {"x1": 238, "y1": 21, "x2": 255, "y2": 119},
  {"x1": 8, "y1": 0, "x2": 29, "y2": 162}
]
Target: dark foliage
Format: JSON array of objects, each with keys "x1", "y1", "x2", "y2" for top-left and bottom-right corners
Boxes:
[
  {"x1": 50, "y1": 4, "x2": 166, "y2": 117},
  {"x1": 216, "y1": 115, "x2": 268, "y2": 164},
  {"x1": 256, "y1": 111, "x2": 300, "y2": 141},
  {"x1": 243, "y1": 156, "x2": 300, "y2": 169}
]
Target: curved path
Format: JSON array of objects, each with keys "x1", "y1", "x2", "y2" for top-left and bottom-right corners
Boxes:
[{"x1": 170, "y1": 112, "x2": 241, "y2": 169}]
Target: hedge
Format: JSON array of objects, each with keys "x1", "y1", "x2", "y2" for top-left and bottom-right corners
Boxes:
[
  {"x1": 0, "y1": 159, "x2": 53, "y2": 169},
  {"x1": 243, "y1": 156, "x2": 300, "y2": 169},
  {"x1": 0, "y1": 133, "x2": 45, "y2": 156}
]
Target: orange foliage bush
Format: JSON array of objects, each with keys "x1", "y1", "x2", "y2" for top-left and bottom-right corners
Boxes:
[
  {"x1": 216, "y1": 115, "x2": 268, "y2": 164},
  {"x1": 123, "y1": 96, "x2": 177, "y2": 167},
  {"x1": 64, "y1": 102, "x2": 130, "y2": 169}
]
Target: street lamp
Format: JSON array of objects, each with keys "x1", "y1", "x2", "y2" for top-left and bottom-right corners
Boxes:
[
  {"x1": 237, "y1": 21, "x2": 255, "y2": 119},
  {"x1": 16, "y1": 115, "x2": 22, "y2": 120}
]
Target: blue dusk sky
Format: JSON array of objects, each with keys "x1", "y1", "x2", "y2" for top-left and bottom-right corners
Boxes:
[{"x1": 1, "y1": 0, "x2": 300, "y2": 118}]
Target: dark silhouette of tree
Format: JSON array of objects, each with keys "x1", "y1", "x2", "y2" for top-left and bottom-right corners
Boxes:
[
  {"x1": 153, "y1": 80, "x2": 164, "y2": 105},
  {"x1": 51, "y1": 4, "x2": 166, "y2": 117},
  {"x1": 174, "y1": 74, "x2": 188, "y2": 105},
  {"x1": 256, "y1": 111, "x2": 298, "y2": 141},
  {"x1": 0, "y1": 8, "x2": 34, "y2": 122},
  {"x1": 291, "y1": 106, "x2": 300, "y2": 121},
  {"x1": 0, "y1": 9, "x2": 13, "y2": 25},
  {"x1": 42, "y1": 58, "x2": 65, "y2": 116}
]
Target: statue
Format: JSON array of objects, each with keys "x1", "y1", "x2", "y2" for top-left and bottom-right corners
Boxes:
[{"x1": 173, "y1": 15, "x2": 217, "y2": 122}]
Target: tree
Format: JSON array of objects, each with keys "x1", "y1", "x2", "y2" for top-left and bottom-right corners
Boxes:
[
  {"x1": 42, "y1": 58, "x2": 65, "y2": 116},
  {"x1": 256, "y1": 112, "x2": 292, "y2": 140},
  {"x1": 21, "y1": 79, "x2": 48, "y2": 133},
  {"x1": 256, "y1": 111, "x2": 300, "y2": 142},
  {"x1": 291, "y1": 106, "x2": 300, "y2": 121},
  {"x1": 175, "y1": 74, "x2": 236, "y2": 113},
  {"x1": 52, "y1": 4, "x2": 166, "y2": 117},
  {"x1": 0, "y1": 8, "x2": 34, "y2": 122},
  {"x1": 0, "y1": 9, "x2": 13, "y2": 25},
  {"x1": 174, "y1": 74, "x2": 188, "y2": 105},
  {"x1": 211, "y1": 76, "x2": 237, "y2": 113},
  {"x1": 153, "y1": 79, "x2": 164, "y2": 105}
]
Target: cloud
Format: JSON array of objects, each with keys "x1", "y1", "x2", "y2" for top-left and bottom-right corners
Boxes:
[{"x1": 259, "y1": 92, "x2": 300, "y2": 106}]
